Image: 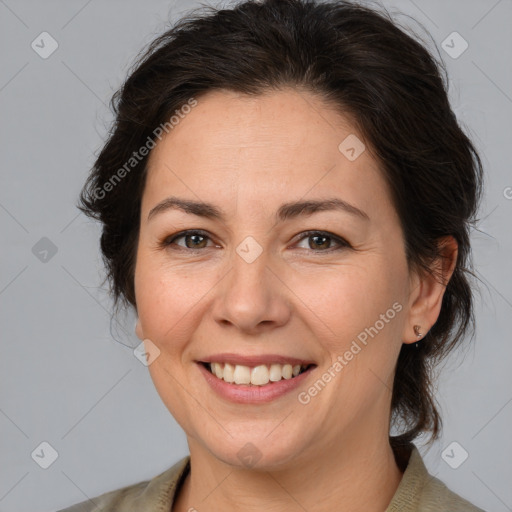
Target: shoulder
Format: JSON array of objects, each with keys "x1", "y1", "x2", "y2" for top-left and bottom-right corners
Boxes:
[
  {"x1": 387, "y1": 444, "x2": 486, "y2": 512},
  {"x1": 418, "y1": 471, "x2": 486, "y2": 512},
  {"x1": 55, "y1": 456, "x2": 190, "y2": 512}
]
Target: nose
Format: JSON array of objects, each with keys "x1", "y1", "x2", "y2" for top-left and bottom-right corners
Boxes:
[{"x1": 211, "y1": 245, "x2": 292, "y2": 334}]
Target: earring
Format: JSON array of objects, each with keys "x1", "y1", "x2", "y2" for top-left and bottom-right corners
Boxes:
[{"x1": 413, "y1": 325, "x2": 423, "y2": 348}]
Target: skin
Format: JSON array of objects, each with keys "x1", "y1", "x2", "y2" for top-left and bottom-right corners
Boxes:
[{"x1": 134, "y1": 88, "x2": 458, "y2": 512}]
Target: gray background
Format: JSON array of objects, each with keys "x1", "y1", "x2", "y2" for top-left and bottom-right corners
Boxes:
[{"x1": 1, "y1": 1, "x2": 511, "y2": 511}]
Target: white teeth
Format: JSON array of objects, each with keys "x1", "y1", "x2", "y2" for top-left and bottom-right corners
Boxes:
[
  {"x1": 233, "y1": 365, "x2": 251, "y2": 384},
  {"x1": 206, "y1": 362, "x2": 309, "y2": 386},
  {"x1": 251, "y1": 365, "x2": 270, "y2": 385},
  {"x1": 282, "y1": 364, "x2": 293, "y2": 379},
  {"x1": 269, "y1": 364, "x2": 282, "y2": 382},
  {"x1": 223, "y1": 363, "x2": 235, "y2": 383},
  {"x1": 213, "y1": 362, "x2": 223, "y2": 379}
]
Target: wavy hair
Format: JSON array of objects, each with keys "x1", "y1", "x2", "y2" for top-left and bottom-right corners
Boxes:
[{"x1": 79, "y1": 0, "x2": 484, "y2": 450}]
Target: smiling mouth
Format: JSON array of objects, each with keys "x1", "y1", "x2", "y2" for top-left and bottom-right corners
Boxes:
[{"x1": 200, "y1": 361, "x2": 315, "y2": 386}]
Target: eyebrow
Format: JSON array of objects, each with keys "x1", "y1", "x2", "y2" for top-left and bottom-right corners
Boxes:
[{"x1": 147, "y1": 196, "x2": 370, "y2": 222}]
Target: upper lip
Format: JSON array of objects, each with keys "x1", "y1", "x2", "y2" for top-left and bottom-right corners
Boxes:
[{"x1": 197, "y1": 353, "x2": 316, "y2": 367}]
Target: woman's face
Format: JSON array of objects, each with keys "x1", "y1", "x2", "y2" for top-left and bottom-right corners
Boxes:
[{"x1": 134, "y1": 88, "x2": 419, "y2": 469}]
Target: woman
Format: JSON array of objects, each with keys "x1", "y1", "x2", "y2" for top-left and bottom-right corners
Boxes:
[{"x1": 58, "y1": 0, "x2": 485, "y2": 510}]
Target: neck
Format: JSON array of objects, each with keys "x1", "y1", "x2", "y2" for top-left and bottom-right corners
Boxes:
[{"x1": 173, "y1": 431, "x2": 404, "y2": 512}]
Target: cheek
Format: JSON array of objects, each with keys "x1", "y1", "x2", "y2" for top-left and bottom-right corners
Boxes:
[
  {"x1": 290, "y1": 261, "x2": 404, "y2": 347},
  {"x1": 134, "y1": 249, "x2": 216, "y2": 347},
  {"x1": 304, "y1": 266, "x2": 405, "y2": 397},
  {"x1": 297, "y1": 260, "x2": 407, "y2": 405}
]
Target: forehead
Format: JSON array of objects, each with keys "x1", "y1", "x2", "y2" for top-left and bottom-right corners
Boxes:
[
  {"x1": 148, "y1": 87, "x2": 362, "y2": 164},
  {"x1": 143, "y1": 88, "x2": 391, "y2": 222}
]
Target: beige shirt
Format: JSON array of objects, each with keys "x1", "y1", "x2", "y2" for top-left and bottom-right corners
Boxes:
[{"x1": 58, "y1": 445, "x2": 485, "y2": 511}]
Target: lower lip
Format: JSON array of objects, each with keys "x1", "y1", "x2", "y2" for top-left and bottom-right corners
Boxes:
[{"x1": 197, "y1": 363, "x2": 316, "y2": 404}]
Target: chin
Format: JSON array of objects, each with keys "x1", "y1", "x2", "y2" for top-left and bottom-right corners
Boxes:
[{"x1": 201, "y1": 430, "x2": 309, "y2": 471}]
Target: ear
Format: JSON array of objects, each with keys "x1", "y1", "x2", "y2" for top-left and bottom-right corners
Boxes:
[
  {"x1": 135, "y1": 316, "x2": 144, "y2": 340},
  {"x1": 402, "y1": 235, "x2": 458, "y2": 344}
]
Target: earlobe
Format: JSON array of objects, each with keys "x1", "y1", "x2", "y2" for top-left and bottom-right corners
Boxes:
[
  {"x1": 413, "y1": 324, "x2": 424, "y2": 339},
  {"x1": 402, "y1": 236, "x2": 458, "y2": 345},
  {"x1": 402, "y1": 323, "x2": 429, "y2": 346}
]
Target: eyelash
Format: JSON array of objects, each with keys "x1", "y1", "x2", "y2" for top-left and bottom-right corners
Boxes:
[{"x1": 160, "y1": 229, "x2": 351, "y2": 254}]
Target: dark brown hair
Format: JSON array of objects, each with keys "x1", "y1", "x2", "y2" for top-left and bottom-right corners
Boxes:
[{"x1": 79, "y1": 0, "x2": 484, "y2": 450}]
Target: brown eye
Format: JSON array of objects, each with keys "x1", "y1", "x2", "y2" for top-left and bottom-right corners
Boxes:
[
  {"x1": 309, "y1": 234, "x2": 331, "y2": 250},
  {"x1": 163, "y1": 230, "x2": 213, "y2": 250},
  {"x1": 295, "y1": 231, "x2": 350, "y2": 252},
  {"x1": 182, "y1": 233, "x2": 208, "y2": 249}
]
